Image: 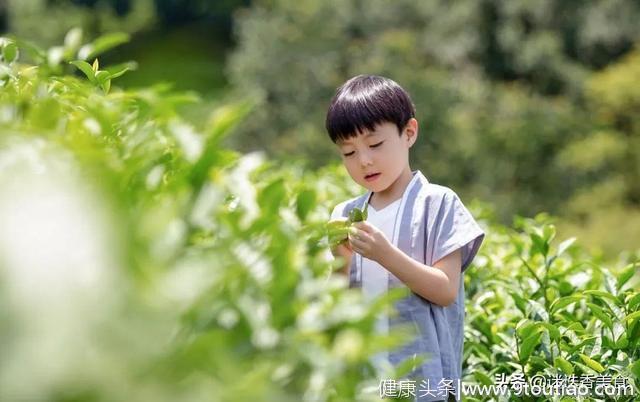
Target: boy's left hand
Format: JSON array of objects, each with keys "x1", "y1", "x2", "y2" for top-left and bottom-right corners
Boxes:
[{"x1": 348, "y1": 221, "x2": 393, "y2": 264}]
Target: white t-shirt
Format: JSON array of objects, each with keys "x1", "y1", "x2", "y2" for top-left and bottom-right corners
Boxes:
[{"x1": 330, "y1": 197, "x2": 402, "y2": 374}]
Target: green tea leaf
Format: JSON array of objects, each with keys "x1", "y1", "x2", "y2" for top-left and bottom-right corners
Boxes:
[
  {"x1": 473, "y1": 371, "x2": 493, "y2": 385},
  {"x1": 105, "y1": 61, "x2": 137, "y2": 79},
  {"x1": 540, "y1": 322, "x2": 561, "y2": 341},
  {"x1": 509, "y1": 291, "x2": 528, "y2": 314},
  {"x1": 623, "y1": 310, "x2": 640, "y2": 324},
  {"x1": 2, "y1": 42, "x2": 18, "y2": 63},
  {"x1": 628, "y1": 292, "x2": 640, "y2": 310},
  {"x1": 95, "y1": 70, "x2": 111, "y2": 93},
  {"x1": 519, "y1": 331, "x2": 542, "y2": 363},
  {"x1": 550, "y1": 295, "x2": 582, "y2": 315},
  {"x1": 586, "y1": 302, "x2": 613, "y2": 330},
  {"x1": 616, "y1": 263, "x2": 638, "y2": 291},
  {"x1": 530, "y1": 232, "x2": 548, "y2": 257},
  {"x1": 554, "y1": 357, "x2": 574, "y2": 374},
  {"x1": 79, "y1": 32, "x2": 130, "y2": 60},
  {"x1": 556, "y1": 237, "x2": 576, "y2": 257},
  {"x1": 543, "y1": 224, "x2": 556, "y2": 243},
  {"x1": 631, "y1": 360, "x2": 640, "y2": 379},
  {"x1": 70, "y1": 60, "x2": 96, "y2": 83},
  {"x1": 578, "y1": 354, "x2": 605, "y2": 373},
  {"x1": 295, "y1": 189, "x2": 315, "y2": 220},
  {"x1": 349, "y1": 207, "x2": 366, "y2": 223}
]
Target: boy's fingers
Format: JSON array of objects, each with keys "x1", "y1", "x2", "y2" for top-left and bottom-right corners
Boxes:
[
  {"x1": 353, "y1": 221, "x2": 373, "y2": 232},
  {"x1": 349, "y1": 230, "x2": 370, "y2": 244}
]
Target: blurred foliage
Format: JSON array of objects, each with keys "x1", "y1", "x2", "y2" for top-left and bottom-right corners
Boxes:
[
  {"x1": 3, "y1": 0, "x2": 156, "y2": 47},
  {"x1": 555, "y1": 49, "x2": 640, "y2": 257},
  {"x1": 1, "y1": 32, "x2": 639, "y2": 401},
  {"x1": 2, "y1": 0, "x2": 251, "y2": 45},
  {"x1": 0, "y1": 31, "x2": 408, "y2": 402}
]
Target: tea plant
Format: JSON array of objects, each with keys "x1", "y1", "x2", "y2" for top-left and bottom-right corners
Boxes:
[{"x1": 465, "y1": 211, "x2": 639, "y2": 401}]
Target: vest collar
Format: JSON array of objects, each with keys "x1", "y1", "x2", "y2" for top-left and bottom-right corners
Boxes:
[{"x1": 360, "y1": 170, "x2": 428, "y2": 211}]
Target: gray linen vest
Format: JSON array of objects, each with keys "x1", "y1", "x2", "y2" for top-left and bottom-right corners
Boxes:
[{"x1": 338, "y1": 170, "x2": 485, "y2": 402}]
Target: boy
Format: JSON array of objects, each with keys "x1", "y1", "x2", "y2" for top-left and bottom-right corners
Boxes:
[{"x1": 326, "y1": 75, "x2": 485, "y2": 402}]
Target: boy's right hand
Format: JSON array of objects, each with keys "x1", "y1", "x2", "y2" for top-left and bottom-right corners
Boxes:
[
  {"x1": 331, "y1": 240, "x2": 353, "y2": 261},
  {"x1": 330, "y1": 240, "x2": 353, "y2": 276}
]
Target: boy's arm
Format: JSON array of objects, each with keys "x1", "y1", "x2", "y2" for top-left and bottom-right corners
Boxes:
[{"x1": 378, "y1": 246, "x2": 462, "y2": 307}]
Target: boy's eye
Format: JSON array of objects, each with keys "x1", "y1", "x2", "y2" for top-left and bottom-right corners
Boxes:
[
  {"x1": 343, "y1": 151, "x2": 355, "y2": 157},
  {"x1": 370, "y1": 141, "x2": 384, "y2": 148}
]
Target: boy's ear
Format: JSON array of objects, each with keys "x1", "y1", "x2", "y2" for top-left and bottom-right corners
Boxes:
[{"x1": 404, "y1": 118, "x2": 418, "y2": 147}]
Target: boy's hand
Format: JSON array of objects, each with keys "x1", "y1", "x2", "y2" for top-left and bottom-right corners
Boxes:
[
  {"x1": 332, "y1": 241, "x2": 354, "y2": 262},
  {"x1": 348, "y1": 221, "x2": 393, "y2": 264},
  {"x1": 330, "y1": 240, "x2": 353, "y2": 276}
]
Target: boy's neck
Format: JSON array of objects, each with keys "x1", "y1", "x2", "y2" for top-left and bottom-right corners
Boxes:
[{"x1": 369, "y1": 167, "x2": 415, "y2": 209}]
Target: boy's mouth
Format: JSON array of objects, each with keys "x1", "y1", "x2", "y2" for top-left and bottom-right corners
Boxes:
[{"x1": 364, "y1": 173, "x2": 380, "y2": 182}]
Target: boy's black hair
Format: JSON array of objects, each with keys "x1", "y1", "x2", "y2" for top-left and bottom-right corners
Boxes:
[{"x1": 325, "y1": 75, "x2": 416, "y2": 143}]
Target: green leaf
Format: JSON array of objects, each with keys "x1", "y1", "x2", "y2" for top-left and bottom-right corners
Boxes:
[
  {"x1": 574, "y1": 361, "x2": 599, "y2": 375},
  {"x1": 79, "y1": 32, "x2": 130, "y2": 60},
  {"x1": 349, "y1": 207, "x2": 367, "y2": 223},
  {"x1": 295, "y1": 189, "x2": 315, "y2": 220},
  {"x1": 509, "y1": 291, "x2": 528, "y2": 314},
  {"x1": 473, "y1": 371, "x2": 493, "y2": 386},
  {"x1": 578, "y1": 354, "x2": 605, "y2": 373},
  {"x1": 629, "y1": 318, "x2": 640, "y2": 343},
  {"x1": 566, "y1": 336, "x2": 597, "y2": 355},
  {"x1": 558, "y1": 280, "x2": 574, "y2": 296},
  {"x1": 2, "y1": 42, "x2": 18, "y2": 63},
  {"x1": 616, "y1": 263, "x2": 638, "y2": 291},
  {"x1": 392, "y1": 354, "x2": 426, "y2": 378},
  {"x1": 623, "y1": 310, "x2": 640, "y2": 324},
  {"x1": 628, "y1": 292, "x2": 640, "y2": 310},
  {"x1": 614, "y1": 335, "x2": 628, "y2": 349},
  {"x1": 631, "y1": 360, "x2": 640, "y2": 379},
  {"x1": 554, "y1": 357, "x2": 573, "y2": 374},
  {"x1": 530, "y1": 232, "x2": 548, "y2": 257},
  {"x1": 92, "y1": 58, "x2": 99, "y2": 72},
  {"x1": 516, "y1": 319, "x2": 537, "y2": 339},
  {"x1": 519, "y1": 331, "x2": 542, "y2": 363},
  {"x1": 556, "y1": 237, "x2": 576, "y2": 257},
  {"x1": 188, "y1": 102, "x2": 251, "y2": 192},
  {"x1": 95, "y1": 70, "x2": 111, "y2": 93},
  {"x1": 9, "y1": 37, "x2": 45, "y2": 62},
  {"x1": 207, "y1": 100, "x2": 254, "y2": 144},
  {"x1": 257, "y1": 178, "x2": 286, "y2": 213},
  {"x1": 539, "y1": 322, "x2": 561, "y2": 341},
  {"x1": 583, "y1": 289, "x2": 619, "y2": 303},
  {"x1": 69, "y1": 60, "x2": 96, "y2": 83},
  {"x1": 105, "y1": 61, "x2": 137, "y2": 79},
  {"x1": 586, "y1": 302, "x2": 613, "y2": 330},
  {"x1": 543, "y1": 224, "x2": 556, "y2": 243},
  {"x1": 550, "y1": 295, "x2": 582, "y2": 315}
]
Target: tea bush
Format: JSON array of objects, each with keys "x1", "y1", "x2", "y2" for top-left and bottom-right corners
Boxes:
[{"x1": 464, "y1": 211, "x2": 639, "y2": 401}]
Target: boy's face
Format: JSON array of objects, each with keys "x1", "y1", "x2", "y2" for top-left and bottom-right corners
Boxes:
[{"x1": 336, "y1": 119, "x2": 417, "y2": 193}]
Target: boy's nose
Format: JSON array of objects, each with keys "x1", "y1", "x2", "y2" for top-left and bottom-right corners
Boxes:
[{"x1": 358, "y1": 150, "x2": 373, "y2": 167}]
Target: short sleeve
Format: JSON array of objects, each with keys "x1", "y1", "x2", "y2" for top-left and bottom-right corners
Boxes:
[
  {"x1": 431, "y1": 191, "x2": 485, "y2": 272},
  {"x1": 330, "y1": 203, "x2": 343, "y2": 220}
]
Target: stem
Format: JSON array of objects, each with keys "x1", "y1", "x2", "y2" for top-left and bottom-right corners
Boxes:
[{"x1": 519, "y1": 256, "x2": 547, "y2": 309}]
